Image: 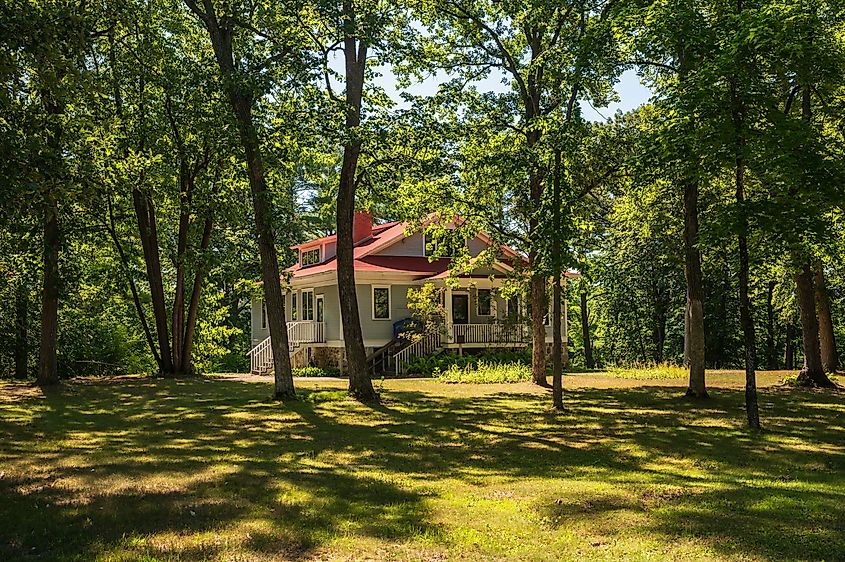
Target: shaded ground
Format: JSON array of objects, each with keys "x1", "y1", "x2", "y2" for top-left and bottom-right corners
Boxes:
[{"x1": 0, "y1": 372, "x2": 842, "y2": 561}]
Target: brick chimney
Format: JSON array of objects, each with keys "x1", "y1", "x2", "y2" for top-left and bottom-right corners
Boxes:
[{"x1": 352, "y1": 210, "x2": 373, "y2": 244}]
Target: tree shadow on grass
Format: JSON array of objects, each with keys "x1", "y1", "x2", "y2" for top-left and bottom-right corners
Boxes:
[{"x1": 0, "y1": 377, "x2": 843, "y2": 560}]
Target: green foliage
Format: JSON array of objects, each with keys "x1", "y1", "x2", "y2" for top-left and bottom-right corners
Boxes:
[
  {"x1": 434, "y1": 361, "x2": 532, "y2": 383},
  {"x1": 606, "y1": 363, "x2": 689, "y2": 380},
  {"x1": 404, "y1": 348, "x2": 531, "y2": 376},
  {"x1": 292, "y1": 366, "x2": 342, "y2": 377}
]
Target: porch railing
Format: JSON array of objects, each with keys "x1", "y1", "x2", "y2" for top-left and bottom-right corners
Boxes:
[
  {"x1": 287, "y1": 321, "x2": 325, "y2": 346},
  {"x1": 248, "y1": 321, "x2": 325, "y2": 374},
  {"x1": 451, "y1": 323, "x2": 530, "y2": 344}
]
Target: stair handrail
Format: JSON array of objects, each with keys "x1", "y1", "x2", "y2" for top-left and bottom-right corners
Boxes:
[{"x1": 393, "y1": 331, "x2": 443, "y2": 375}]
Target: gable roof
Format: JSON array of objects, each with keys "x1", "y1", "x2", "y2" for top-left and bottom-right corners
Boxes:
[{"x1": 288, "y1": 217, "x2": 526, "y2": 280}]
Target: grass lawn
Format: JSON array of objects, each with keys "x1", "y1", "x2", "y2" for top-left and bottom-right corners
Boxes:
[{"x1": 0, "y1": 371, "x2": 843, "y2": 561}]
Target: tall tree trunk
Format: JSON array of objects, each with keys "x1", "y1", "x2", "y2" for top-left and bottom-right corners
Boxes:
[
  {"x1": 551, "y1": 149, "x2": 563, "y2": 410},
  {"x1": 528, "y1": 154, "x2": 547, "y2": 386},
  {"x1": 765, "y1": 281, "x2": 777, "y2": 370},
  {"x1": 132, "y1": 188, "x2": 173, "y2": 375},
  {"x1": 337, "y1": 4, "x2": 377, "y2": 402},
  {"x1": 171, "y1": 164, "x2": 190, "y2": 375},
  {"x1": 185, "y1": 0, "x2": 294, "y2": 397},
  {"x1": 580, "y1": 286, "x2": 594, "y2": 368},
  {"x1": 814, "y1": 263, "x2": 838, "y2": 373},
  {"x1": 732, "y1": 127, "x2": 760, "y2": 426},
  {"x1": 683, "y1": 179, "x2": 707, "y2": 398},
  {"x1": 683, "y1": 289, "x2": 691, "y2": 366},
  {"x1": 37, "y1": 200, "x2": 60, "y2": 387},
  {"x1": 795, "y1": 260, "x2": 834, "y2": 386},
  {"x1": 14, "y1": 279, "x2": 28, "y2": 379},
  {"x1": 784, "y1": 322, "x2": 795, "y2": 369},
  {"x1": 181, "y1": 214, "x2": 214, "y2": 371}
]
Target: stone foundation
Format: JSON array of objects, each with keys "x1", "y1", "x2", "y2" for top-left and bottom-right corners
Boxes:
[{"x1": 310, "y1": 346, "x2": 345, "y2": 370}]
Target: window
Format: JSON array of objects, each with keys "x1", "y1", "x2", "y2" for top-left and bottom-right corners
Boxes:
[
  {"x1": 291, "y1": 292, "x2": 297, "y2": 321},
  {"x1": 372, "y1": 286, "x2": 391, "y2": 320},
  {"x1": 261, "y1": 302, "x2": 267, "y2": 329},
  {"x1": 477, "y1": 289, "x2": 492, "y2": 316},
  {"x1": 301, "y1": 290, "x2": 315, "y2": 321},
  {"x1": 301, "y1": 247, "x2": 321, "y2": 266},
  {"x1": 316, "y1": 295, "x2": 324, "y2": 322}
]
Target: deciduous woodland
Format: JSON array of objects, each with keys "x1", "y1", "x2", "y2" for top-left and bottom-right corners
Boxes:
[
  {"x1": 2, "y1": 2, "x2": 845, "y2": 559},
  {"x1": 2, "y1": 0, "x2": 845, "y2": 426}
]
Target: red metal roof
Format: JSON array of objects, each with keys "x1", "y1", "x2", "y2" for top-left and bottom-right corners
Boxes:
[{"x1": 292, "y1": 221, "x2": 400, "y2": 251}]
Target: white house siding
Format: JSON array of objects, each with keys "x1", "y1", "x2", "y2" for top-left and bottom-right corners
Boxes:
[
  {"x1": 353, "y1": 282, "x2": 415, "y2": 345},
  {"x1": 377, "y1": 232, "x2": 424, "y2": 256},
  {"x1": 251, "y1": 298, "x2": 270, "y2": 347}
]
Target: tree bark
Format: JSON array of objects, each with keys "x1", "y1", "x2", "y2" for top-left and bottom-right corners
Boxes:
[
  {"x1": 551, "y1": 149, "x2": 563, "y2": 410},
  {"x1": 14, "y1": 279, "x2": 28, "y2": 379},
  {"x1": 683, "y1": 179, "x2": 707, "y2": 398},
  {"x1": 580, "y1": 285, "x2": 594, "y2": 369},
  {"x1": 765, "y1": 281, "x2": 777, "y2": 370},
  {"x1": 37, "y1": 200, "x2": 60, "y2": 387},
  {"x1": 683, "y1": 289, "x2": 690, "y2": 366},
  {"x1": 185, "y1": 0, "x2": 294, "y2": 397},
  {"x1": 814, "y1": 263, "x2": 838, "y2": 373},
  {"x1": 784, "y1": 322, "x2": 795, "y2": 370},
  {"x1": 181, "y1": 215, "x2": 214, "y2": 371},
  {"x1": 795, "y1": 260, "x2": 834, "y2": 386},
  {"x1": 132, "y1": 187, "x2": 173, "y2": 375},
  {"x1": 733, "y1": 128, "x2": 760, "y2": 426},
  {"x1": 337, "y1": 5, "x2": 377, "y2": 402}
]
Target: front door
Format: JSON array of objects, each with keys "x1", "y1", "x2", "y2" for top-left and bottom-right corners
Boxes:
[{"x1": 452, "y1": 294, "x2": 469, "y2": 325}]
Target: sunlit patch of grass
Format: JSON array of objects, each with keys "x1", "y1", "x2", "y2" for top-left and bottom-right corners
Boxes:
[
  {"x1": 606, "y1": 363, "x2": 689, "y2": 380},
  {"x1": 0, "y1": 375, "x2": 843, "y2": 561}
]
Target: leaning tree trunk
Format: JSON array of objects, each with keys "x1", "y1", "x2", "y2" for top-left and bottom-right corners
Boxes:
[
  {"x1": 14, "y1": 279, "x2": 28, "y2": 379},
  {"x1": 814, "y1": 263, "x2": 838, "y2": 373},
  {"x1": 132, "y1": 188, "x2": 173, "y2": 375},
  {"x1": 184, "y1": 0, "x2": 294, "y2": 396},
  {"x1": 683, "y1": 179, "x2": 708, "y2": 398},
  {"x1": 37, "y1": 200, "x2": 60, "y2": 387},
  {"x1": 795, "y1": 261, "x2": 834, "y2": 386},
  {"x1": 580, "y1": 286, "x2": 594, "y2": 369},
  {"x1": 337, "y1": 9, "x2": 377, "y2": 402}
]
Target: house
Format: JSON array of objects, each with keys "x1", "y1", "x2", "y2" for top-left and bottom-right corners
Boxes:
[{"x1": 249, "y1": 211, "x2": 574, "y2": 374}]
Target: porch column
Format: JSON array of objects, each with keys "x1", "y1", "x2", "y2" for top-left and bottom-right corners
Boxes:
[{"x1": 445, "y1": 286, "x2": 453, "y2": 343}]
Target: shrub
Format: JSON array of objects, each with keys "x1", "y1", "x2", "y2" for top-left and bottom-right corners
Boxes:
[
  {"x1": 434, "y1": 361, "x2": 531, "y2": 383},
  {"x1": 404, "y1": 348, "x2": 531, "y2": 376},
  {"x1": 606, "y1": 362, "x2": 687, "y2": 380},
  {"x1": 293, "y1": 366, "x2": 342, "y2": 377}
]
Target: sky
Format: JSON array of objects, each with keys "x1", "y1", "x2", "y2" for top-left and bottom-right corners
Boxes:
[{"x1": 371, "y1": 66, "x2": 654, "y2": 122}]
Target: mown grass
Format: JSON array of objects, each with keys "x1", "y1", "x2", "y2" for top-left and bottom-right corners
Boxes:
[{"x1": 0, "y1": 373, "x2": 843, "y2": 561}]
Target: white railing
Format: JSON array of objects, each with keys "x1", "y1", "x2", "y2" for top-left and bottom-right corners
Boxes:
[
  {"x1": 248, "y1": 336, "x2": 273, "y2": 374},
  {"x1": 247, "y1": 321, "x2": 325, "y2": 374},
  {"x1": 287, "y1": 321, "x2": 325, "y2": 346},
  {"x1": 451, "y1": 323, "x2": 530, "y2": 344},
  {"x1": 393, "y1": 332, "x2": 443, "y2": 375}
]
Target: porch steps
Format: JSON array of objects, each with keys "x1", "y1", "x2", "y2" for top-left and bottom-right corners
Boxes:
[{"x1": 393, "y1": 332, "x2": 444, "y2": 375}]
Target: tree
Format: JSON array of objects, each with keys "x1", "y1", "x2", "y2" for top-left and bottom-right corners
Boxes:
[{"x1": 184, "y1": 0, "x2": 297, "y2": 397}]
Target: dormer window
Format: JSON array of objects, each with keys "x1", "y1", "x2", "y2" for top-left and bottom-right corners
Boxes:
[{"x1": 301, "y1": 247, "x2": 321, "y2": 266}]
